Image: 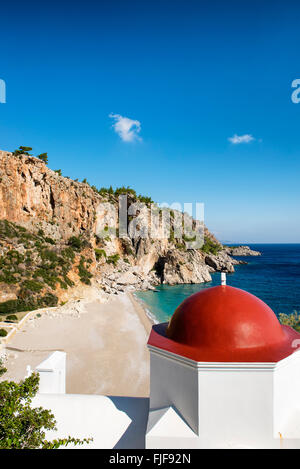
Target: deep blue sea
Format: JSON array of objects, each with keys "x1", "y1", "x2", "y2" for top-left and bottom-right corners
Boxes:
[{"x1": 135, "y1": 244, "x2": 300, "y2": 323}]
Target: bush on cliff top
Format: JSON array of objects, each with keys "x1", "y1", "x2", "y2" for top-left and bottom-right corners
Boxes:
[
  {"x1": 12, "y1": 146, "x2": 32, "y2": 156},
  {"x1": 201, "y1": 237, "x2": 222, "y2": 255},
  {"x1": 36, "y1": 153, "x2": 48, "y2": 164},
  {"x1": 12, "y1": 147, "x2": 48, "y2": 165}
]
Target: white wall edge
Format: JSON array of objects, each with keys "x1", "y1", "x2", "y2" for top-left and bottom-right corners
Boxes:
[{"x1": 148, "y1": 345, "x2": 277, "y2": 371}]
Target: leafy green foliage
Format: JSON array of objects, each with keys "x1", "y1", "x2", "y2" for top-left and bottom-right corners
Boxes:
[
  {"x1": 182, "y1": 234, "x2": 196, "y2": 242},
  {"x1": 168, "y1": 229, "x2": 175, "y2": 243},
  {"x1": 67, "y1": 236, "x2": 82, "y2": 250},
  {"x1": 137, "y1": 195, "x2": 153, "y2": 205},
  {"x1": 54, "y1": 169, "x2": 62, "y2": 176},
  {"x1": 114, "y1": 186, "x2": 137, "y2": 198},
  {"x1": 61, "y1": 247, "x2": 76, "y2": 262},
  {"x1": 98, "y1": 185, "x2": 114, "y2": 196},
  {"x1": 44, "y1": 237, "x2": 56, "y2": 245},
  {"x1": 5, "y1": 315, "x2": 18, "y2": 322},
  {"x1": 22, "y1": 279, "x2": 44, "y2": 293},
  {"x1": 12, "y1": 146, "x2": 32, "y2": 156},
  {"x1": 78, "y1": 256, "x2": 92, "y2": 285},
  {"x1": 90, "y1": 183, "x2": 154, "y2": 205},
  {"x1": 0, "y1": 329, "x2": 7, "y2": 337},
  {"x1": 0, "y1": 294, "x2": 58, "y2": 315},
  {"x1": 107, "y1": 254, "x2": 120, "y2": 266},
  {"x1": 94, "y1": 249, "x2": 106, "y2": 261},
  {"x1": 279, "y1": 311, "x2": 300, "y2": 332},
  {"x1": 0, "y1": 372, "x2": 91, "y2": 449},
  {"x1": 12, "y1": 147, "x2": 48, "y2": 165},
  {"x1": 201, "y1": 236, "x2": 222, "y2": 255},
  {"x1": 0, "y1": 360, "x2": 7, "y2": 377},
  {"x1": 36, "y1": 153, "x2": 48, "y2": 165},
  {"x1": 0, "y1": 220, "x2": 93, "y2": 306}
]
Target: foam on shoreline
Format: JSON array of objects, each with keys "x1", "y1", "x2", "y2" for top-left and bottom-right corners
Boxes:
[{"x1": 132, "y1": 292, "x2": 159, "y2": 325}]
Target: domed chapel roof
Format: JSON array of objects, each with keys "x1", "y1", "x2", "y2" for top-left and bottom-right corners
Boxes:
[{"x1": 148, "y1": 286, "x2": 300, "y2": 362}]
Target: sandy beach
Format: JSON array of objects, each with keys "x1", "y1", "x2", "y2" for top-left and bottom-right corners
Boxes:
[{"x1": 0, "y1": 290, "x2": 152, "y2": 397}]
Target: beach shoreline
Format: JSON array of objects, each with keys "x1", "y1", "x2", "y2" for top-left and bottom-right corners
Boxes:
[{"x1": 0, "y1": 289, "x2": 153, "y2": 398}]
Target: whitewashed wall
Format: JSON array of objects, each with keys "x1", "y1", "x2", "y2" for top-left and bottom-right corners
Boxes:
[
  {"x1": 147, "y1": 346, "x2": 300, "y2": 449},
  {"x1": 36, "y1": 351, "x2": 66, "y2": 394}
]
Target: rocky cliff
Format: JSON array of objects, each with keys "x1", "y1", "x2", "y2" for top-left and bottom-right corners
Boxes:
[{"x1": 0, "y1": 150, "x2": 259, "y2": 314}]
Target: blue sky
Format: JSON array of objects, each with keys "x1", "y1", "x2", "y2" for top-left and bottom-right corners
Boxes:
[{"x1": 0, "y1": 0, "x2": 300, "y2": 242}]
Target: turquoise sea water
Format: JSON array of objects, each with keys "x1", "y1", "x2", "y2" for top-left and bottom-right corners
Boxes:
[{"x1": 135, "y1": 244, "x2": 300, "y2": 323}]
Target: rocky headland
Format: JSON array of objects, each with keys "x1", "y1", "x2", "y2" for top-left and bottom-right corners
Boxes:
[
  {"x1": 224, "y1": 245, "x2": 261, "y2": 257},
  {"x1": 0, "y1": 150, "x2": 261, "y2": 315}
]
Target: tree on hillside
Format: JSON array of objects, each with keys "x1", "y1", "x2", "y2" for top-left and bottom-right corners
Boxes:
[
  {"x1": 36, "y1": 153, "x2": 48, "y2": 165},
  {"x1": 12, "y1": 146, "x2": 32, "y2": 156},
  {"x1": 0, "y1": 362, "x2": 91, "y2": 449},
  {"x1": 11, "y1": 147, "x2": 49, "y2": 165}
]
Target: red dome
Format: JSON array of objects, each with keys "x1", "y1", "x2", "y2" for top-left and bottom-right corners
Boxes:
[{"x1": 148, "y1": 286, "x2": 300, "y2": 362}]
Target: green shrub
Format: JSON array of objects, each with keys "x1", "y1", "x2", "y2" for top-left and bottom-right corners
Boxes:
[
  {"x1": 6, "y1": 250, "x2": 24, "y2": 264},
  {"x1": 138, "y1": 195, "x2": 153, "y2": 204},
  {"x1": 62, "y1": 275, "x2": 74, "y2": 287},
  {"x1": 33, "y1": 268, "x2": 59, "y2": 289},
  {"x1": 39, "y1": 293, "x2": 58, "y2": 308},
  {"x1": 58, "y1": 278, "x2": 68, "y2": 290},
  {"x1": 0, "y1": 294, "x2": 58, "y2": 315},
  {"x1": 21, "y1": 279, "x2": 44, "y2": 293},
  {"x1": 0, "y1": 270, "x2": 18, "y2": 284},
  {"x1": 115, "y1": 186, "x2": 137, "y2": 198},
  {"x1": 44, "y1": 237, "x2": 56, "y2": 245},
  {"x1": 78, "y1": 257, "x2": 92, "y2": 285},
  {"x1": 61, "y1": 247, "x2": 75, "y2": 261},
  {"x1": 168, "y1": 229, "x2": 175, "y2": 243},
  {"x1": 5, "y1": 315, "x2": 18, "y2": 322},
  {"x1": 0, "y1": 329, "x2": 7, "y2": 337},
  {"x1": 0, "y1": 371, "x2": 91, "y2": 448},
  {"x1": 94, "y1": 249, "x2": 106, "y2": 261},
  {"x1": 98, "y1": 185, "x2": 114, "y2": 196},
  {"x1": 279, "y1": 311, "x2": 300, "y2": 332},
  {"x1": 36, "y1": 153, "x2": 48, "y2": 164},
  {"x1": 201, "y1": 237, "x2": 222, "y2": 255},
  {"x1": 40, "y1": 249, "x2": 59, "y2": 263},
  {"x1": 182, "y1": 233, "x2": 196, "y2": 242},
  {"x1": 12, "y1": 146, "x2": 32, "y2": 156},
  {"x1": 67, "y1": 236, "x2": 82, "y2": 250},
  {"x1": 107, "y1": 254, "x2": 120, "y2": 266}
]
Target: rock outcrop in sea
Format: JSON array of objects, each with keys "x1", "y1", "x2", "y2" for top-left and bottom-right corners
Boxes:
[
  {"x1": 224, "y1": 245, "x2": 261, "y2": 256},
  {"x1": 0, "y1": 150, "x2": 261, "y2": 310}
]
